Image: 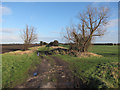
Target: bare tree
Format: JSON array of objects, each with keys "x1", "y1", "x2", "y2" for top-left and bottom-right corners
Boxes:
[
  {"x1": 64, "y1": 6, "x2": 109, "y2": 52},
  {"x1": 21, "y1": 25, "x2": 37, "y2": 50}
]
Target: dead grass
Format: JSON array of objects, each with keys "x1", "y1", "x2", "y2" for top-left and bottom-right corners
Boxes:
[
  {"x1": 7, "y1": 50, "x2": 33, "y2": 55},
  {"x1": 78, "y1": 52, "x2": 102, "y2": 58},
  {"x1": 5, "y1": 46, "x2": 45, "y2": 55},
  {"x1": 51, "y1": 46, "x2": 65, "y2": 49}
]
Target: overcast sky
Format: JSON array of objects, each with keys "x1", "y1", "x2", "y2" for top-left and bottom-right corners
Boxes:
[{"x1": 0, "y1": 1, "x2": 119, "y2": 44}]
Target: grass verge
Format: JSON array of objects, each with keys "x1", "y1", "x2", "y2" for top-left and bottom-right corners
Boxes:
[{"x1": 2, "y1": 52, "x2": 40, "y2": 88}]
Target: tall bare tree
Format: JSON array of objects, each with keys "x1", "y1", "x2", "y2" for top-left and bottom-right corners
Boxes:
[
  {"x1": 21, "y1": 25, "x2": 37, "y2": 50},
  {"x1": 64, "y1": 6, "x2": 109, "y2": 52}
]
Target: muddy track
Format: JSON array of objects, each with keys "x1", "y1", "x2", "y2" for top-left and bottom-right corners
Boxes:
[
  {"x1": 51, "y1": 56, "x2": 78, "y2": 88},
  {"x1": 16, "y1": 55, "x2": 83, "y2": 88}
]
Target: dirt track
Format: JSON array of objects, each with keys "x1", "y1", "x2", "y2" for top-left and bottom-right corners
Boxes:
[{"x1": 16, "y1": 55, "x2": 83, "y2": 88}]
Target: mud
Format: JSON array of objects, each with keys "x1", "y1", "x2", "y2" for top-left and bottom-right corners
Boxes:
[{"x1": 16, "y1": 55, "x2": 84, "y2": 88}]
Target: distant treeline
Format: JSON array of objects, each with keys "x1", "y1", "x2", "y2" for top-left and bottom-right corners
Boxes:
[
  {"x1": 92, "y1": 43, "x2": 119, "y2": 45},
  {"x1": 1, "y1": 43, "x2": 120, "y2": 46},
  {"x1": 62, "y1": 43, "x2": 120, "y2": 46}
]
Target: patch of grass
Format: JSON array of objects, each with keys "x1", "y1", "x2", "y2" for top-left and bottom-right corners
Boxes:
[
  {"x1": 89, "y1": 45, "x2": 118, "y2": 58},
  {"x1": 2, "y1": 52, "x2": 41, "y2": 88},
  {"x1": 55, "y1": 45, "x2": 119, "y2": 88},
  {"x1": 37, "y1": 46, "x2": 53, "y2": 51},
  {"x1": 91, "y1": 62, "x2": 119, "y2": 88},
  {"x1": 59, "y1": 44, "x2": 69, "y2": 49},
  {"x1": 28, "y1": 46, "x2": 44, "y2": 51}
]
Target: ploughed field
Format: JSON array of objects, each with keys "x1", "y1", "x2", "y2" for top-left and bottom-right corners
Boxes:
[{"x1": 0, "y1": 44, "x2": 40, "y2": 54}]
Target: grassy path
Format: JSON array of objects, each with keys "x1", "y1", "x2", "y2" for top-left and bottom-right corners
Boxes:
[{"x1": 16, "y1": 55, "x2": 83, "y2": 88}]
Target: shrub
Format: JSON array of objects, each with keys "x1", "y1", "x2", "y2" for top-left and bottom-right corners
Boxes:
[
  {"x1": 47, "y1": 40, "x2": 59, "y2": 47},
  {"x1": 53, "y1": 40, "x2": 59, "y2": 46},
  {"x1": 40, "y1": 41, "x2": 43, "y2": 46},
  {"x1": 43, "y1": 42, "x2": 48, "y2": 45}
]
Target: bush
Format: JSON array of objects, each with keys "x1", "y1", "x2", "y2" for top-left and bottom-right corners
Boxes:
[
  {"x1": 43, "y1": 42, "x2": 48, "y2": 45},
  {"x1": 47, "y1": 40, "x2": 59, "y2": 47},
  {"x1": 40, "y1": 41, "x2": 43, "y2": 46},
  {"x1": 53, "y1": 40, "x2": 59, "y2": 46},
  {"x1": 69, "y1": 44, "x2": 79, "y2": 51},
  {"x1": 40, "y1": 41, "x2": 48, "y2": 46},
  {"x1": 48, "y1": 42, "x2": 54, "y2": 47}
]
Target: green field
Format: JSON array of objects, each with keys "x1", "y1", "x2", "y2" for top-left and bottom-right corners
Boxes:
[
  {"x1": 56, "y1": 45, "x2": 119, "y2": 88},
  {"x1": 2, "y1": 52, "x2": 41, "y2": 88},
  {"x1": 2, "y1": 45, "x2": 119, "y2": 88}
]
